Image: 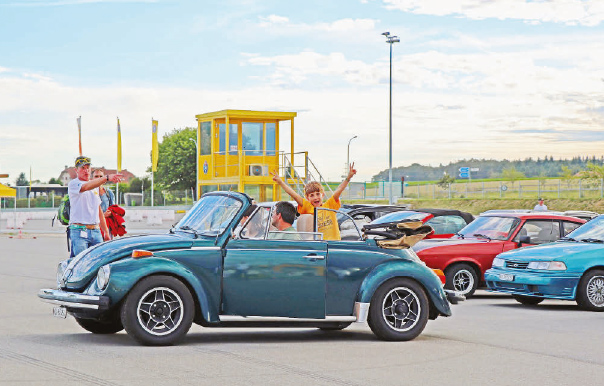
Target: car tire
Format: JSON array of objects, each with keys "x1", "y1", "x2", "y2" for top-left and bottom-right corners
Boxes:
[
  {"x1": 121, "y1": 275, "x2": 195, "y2": 346},
  {"x1": 576, "y1": 269, "x2": 604, "y2": 312},
  {"x1": 445, "y1": 263, "x2": 478, "y2": 298},
  {"x1": 512, "y1": 295, "x2": 544, "y2": 305},
  {"x1": 75, "y1": 317, "x2": 123, "y2": 334},
  {"x1": 367, "y1": 278, "x2": 429, "y2": 341},
  {"x1": 318, "y1": 323, "x2": 351, "y2": 331}
]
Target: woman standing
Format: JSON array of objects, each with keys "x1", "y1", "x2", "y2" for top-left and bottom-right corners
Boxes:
[{"x1": 92, "y1": 168, "x2": 116, "y2": 218}]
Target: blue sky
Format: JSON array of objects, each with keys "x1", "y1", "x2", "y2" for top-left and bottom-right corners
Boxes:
[{"x1": 1, "y1": 0, "x2": 604, "y2": 185}]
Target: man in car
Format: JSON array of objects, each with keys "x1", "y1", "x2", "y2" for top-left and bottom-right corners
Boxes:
[{"x1": 268, "y1": 201, "x2": 302, "y2": 240}]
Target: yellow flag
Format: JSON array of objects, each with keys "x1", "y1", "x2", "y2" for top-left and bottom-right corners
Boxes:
[
  {"x1": 117, "y1": 118, "x2": 122, "y2": 172},
  {"x1": 152, "y1": 119, "x2": 159, "y2": 172}
]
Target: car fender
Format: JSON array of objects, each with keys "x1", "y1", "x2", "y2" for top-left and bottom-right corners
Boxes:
[
  {"x1": 96, "y1": 257, "x2": 220, "y2": 323},
  {"x1": 357, "y1": 260, "x2": 451, "y2": 317},
  {"x1": 444, "y1": 257, "x2": 485, "y2": 277}
]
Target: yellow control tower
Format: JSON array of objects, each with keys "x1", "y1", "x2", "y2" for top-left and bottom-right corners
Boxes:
[{"x1": 195, "y1": 109, "x2": 304, "y2": 202}]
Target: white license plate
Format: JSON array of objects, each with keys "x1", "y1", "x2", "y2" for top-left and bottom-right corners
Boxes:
[
  {"x1": 53, "y1": 306, "x2": 67, "y2": 319},
  {"x1": 499, "y1": 274, "x2": 515, "y2": 282}
]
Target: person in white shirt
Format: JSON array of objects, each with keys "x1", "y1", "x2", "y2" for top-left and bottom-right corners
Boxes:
[
  {"x1": 533, "y1": 198, "x2": 548, "y2": 212},
  {"x1": 68, "y1": 156, "x2": 123, "y2": 258}
]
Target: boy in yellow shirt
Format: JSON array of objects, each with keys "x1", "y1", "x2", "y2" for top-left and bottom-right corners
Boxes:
[{"x1": 271, "y1": 163, "x2": 356, "y2": 240}]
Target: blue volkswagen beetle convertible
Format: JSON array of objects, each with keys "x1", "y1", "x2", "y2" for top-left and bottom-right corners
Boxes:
[
  {"x1": 39, "y1": 192, "x2": 458, "y2": 345},
  {"x1": 485, "y1": 215, "x2": 604, "y2": 311}
]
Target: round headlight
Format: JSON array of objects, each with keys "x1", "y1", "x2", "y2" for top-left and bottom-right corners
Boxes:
[
  {"x1": 96, "y1": 265, "x2": 111, "y2": 290},
  {"x1": 56, "y1": 260, "x2": 68, "y2": 288}
]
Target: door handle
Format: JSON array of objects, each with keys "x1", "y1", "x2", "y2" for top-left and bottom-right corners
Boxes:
[{"x1": 303, "y1": 253, "x2": 325, "y2": 260}]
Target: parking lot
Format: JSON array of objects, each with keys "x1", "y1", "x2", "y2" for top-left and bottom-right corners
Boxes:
[{"x1": 1, "y1": 233, "x2": 603, "y2": 385}]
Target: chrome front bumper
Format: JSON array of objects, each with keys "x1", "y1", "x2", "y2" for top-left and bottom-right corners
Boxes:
[
  {"x1": 38, "y1": 288, "x2": 110, "y2": 310},
  {"x1": 444, "y1": 290, "x2": 465, "y2": 304}
]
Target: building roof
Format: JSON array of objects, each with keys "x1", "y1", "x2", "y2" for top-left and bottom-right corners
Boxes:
[{"x1": 195, "y1": 109, "x2": 297, "y2": 121}]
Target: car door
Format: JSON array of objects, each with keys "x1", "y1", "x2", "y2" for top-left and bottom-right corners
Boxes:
[{"x1": 222, "y1": 237, "x2": 327, "y2": 319}]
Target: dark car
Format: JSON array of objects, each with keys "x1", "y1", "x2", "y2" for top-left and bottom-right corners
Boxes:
[
  {"x1": 340, "y1": 207, "x2": 474, "y2": 240},
  {"x1": 39, "y1": 192, "x2": 458, "y2": 345}
]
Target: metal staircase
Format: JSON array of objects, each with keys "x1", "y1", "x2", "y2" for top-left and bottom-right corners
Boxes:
[{"x1": 281, "y1": 152, "x2": 335, "y2": 197}]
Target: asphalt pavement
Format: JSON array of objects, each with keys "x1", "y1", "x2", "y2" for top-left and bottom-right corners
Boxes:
[{"x1": 1, "y1": 234, "x2": 603, "y2": 385}]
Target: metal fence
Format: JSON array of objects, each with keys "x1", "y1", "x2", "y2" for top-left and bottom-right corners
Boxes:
[
  {"x1": 5, "y1": 179, "x2": 603, "y2": 209},
  {"x1": 340, "y1": 179, "x2": 604, "y2": 201}
]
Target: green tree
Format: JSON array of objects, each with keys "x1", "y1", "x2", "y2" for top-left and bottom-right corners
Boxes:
[
  {"x1": 579, "y1": 162, "x2": 604, "y2": 182},
  {"x1": 128, "y1": 176, "x2": 151, "y2": 193},
  {"x1": 559, "y1": 165, "x2": 575, "y2": 187},
  {"x1": 15, "y1": 172, "x2": 28, "y2": 186},
  {"x1": 500, "y1": 167, "x2": 525, "y2": 186},
  {"x1": 48, "y1": 177, "x2": 62, "y2": 185},
  {"x1": 437, "y1": 173, "x2": 455, "y2": 190},
  {"x1": 151, "y1": 127, "x2": 196, "y2": 190}
]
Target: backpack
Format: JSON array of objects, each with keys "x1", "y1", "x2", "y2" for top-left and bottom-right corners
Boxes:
[{"x1": 58, "y1": 195, "x2": 70, "y2": 225}]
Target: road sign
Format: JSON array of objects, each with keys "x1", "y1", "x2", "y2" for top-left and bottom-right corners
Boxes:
[
  {"x1": 459, "y1": 172, "x2": 469, "y2": 178},
  {"x1": 459, "y1": 167, "x2": 469, "y2": 173},
  {"x1": 470, "y1": 168, "x2": 480, "y2": 172}
]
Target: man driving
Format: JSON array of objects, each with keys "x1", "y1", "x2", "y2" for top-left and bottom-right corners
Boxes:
[{"x1": 268, "y1": 201, "x2": 302, "y2": 240}]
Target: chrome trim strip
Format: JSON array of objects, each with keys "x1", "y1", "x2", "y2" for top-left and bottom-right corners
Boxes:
[
  {"x1": 228, "y1": 249, "x2": 326, "y2": 253},
  {"x1": 218, "y1": 315, "x2": 356, "y2": 323},
  {"x1": 354, "y1": 302, "x2": 370, "y2": 323},
  {"x1": 303, "y1": 254, "x2": 325, "y2": 260},
  {"x1": 190, "y1": 247, "x2": 221, "y2": 251}
]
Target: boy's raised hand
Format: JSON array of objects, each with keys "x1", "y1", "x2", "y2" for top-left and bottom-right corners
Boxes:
[
  {"x1": 270, "y1": 170, "x2": 282, "y2": 184},
  {"x1": 347, "y1": 162, "x2": 357, "y2": 181}
]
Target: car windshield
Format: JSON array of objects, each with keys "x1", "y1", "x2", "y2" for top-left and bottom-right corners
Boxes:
[
  {"x1": 565, "y1": 216, "x2": 604, "y2": 242},
  {"x1": 174, "y1": 194, "x2": 243, "y2": 236},
  {"x1": 457, "y1": 216, "x2": 518, "y2": 240},
  {"x1": 370, "y1": 211, "x2": 429, "y2": 225}
]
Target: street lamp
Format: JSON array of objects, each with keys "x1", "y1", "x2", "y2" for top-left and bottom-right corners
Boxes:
[
  {"x1": 347, "y1": 135, "x2": 357, "y2": 171},
  {"x1": 382, "y1": 31, "x2": 399, "y2": 204},
  {"x1": 189, "y1": 137, "x2": 198, "y2": 200}
]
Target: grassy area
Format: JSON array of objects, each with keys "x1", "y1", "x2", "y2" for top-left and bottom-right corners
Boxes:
[{"x1": 345, "y1": 197, "x2": 604, "y2": 216}]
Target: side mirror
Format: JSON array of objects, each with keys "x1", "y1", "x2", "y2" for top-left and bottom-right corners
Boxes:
[{"x1": 518, "y1": 235, "x2": 530, "y2": 246}]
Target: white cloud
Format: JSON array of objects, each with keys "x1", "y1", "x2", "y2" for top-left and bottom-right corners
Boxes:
[
  {"x1": 257, "y1": 15, "x2": 378, "y2": 33},
  {"x1": 2, "y1": 0, "x2": 156, "y2": 6},
  {"x1": 383, "y1": 0, "x2": 604, "y2": 26},
  {"x1": 2, "y1": 42, "x2": 604, "y2": 185},
  {"x1": 258, "y1": 14, "x2": 290, "y2": 26}
]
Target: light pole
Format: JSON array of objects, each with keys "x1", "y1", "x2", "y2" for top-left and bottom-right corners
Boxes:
[
  {"x1": 382, "y1": 31, "x2": 399, "y2": 204},
  {"x1": 189, "y1": 137, "x2": 198, "y2": 201},
  {"x1": 347, "y1": 135, "x2": 357, "y2": 171}
]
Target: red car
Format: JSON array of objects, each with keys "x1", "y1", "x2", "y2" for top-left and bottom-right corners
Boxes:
[{"x1": 412, "y1": 213, "x2": 586, "y2": 297}]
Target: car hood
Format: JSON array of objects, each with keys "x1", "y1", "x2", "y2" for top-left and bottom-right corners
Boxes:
[
  {"x1": 498, "y1": 241, "x2": 604, "y2": 261},
  {"x1": 64, "y1": 233, "x2": 196, "y2": 290},
  {"x1": 412, "y1": 237, "x2": 491, "y2": 252}
]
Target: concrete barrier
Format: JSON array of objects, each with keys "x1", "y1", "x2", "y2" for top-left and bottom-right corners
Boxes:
[{"x1": 146, "y1": 214, "x2": 163, "y2": 226}]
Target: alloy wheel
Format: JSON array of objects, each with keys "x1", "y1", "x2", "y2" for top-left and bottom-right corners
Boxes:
[{"x1": 381, "y1": 287, "x2": 421, "y2": 332}]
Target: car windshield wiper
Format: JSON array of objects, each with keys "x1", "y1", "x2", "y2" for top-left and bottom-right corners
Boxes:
[
  {"x1": 559, "y1": 236, "x2": 577, "y2": 242},
  {"x1": 579, "y1": 238, "x2": 604, "y2": 243},
  {"x1": 473, "y1": 233, "x2": 492, "y2": 240},
  {"x1": 176, "y1": 225, "x2": 200, "y2": 238},
  {"x1": 455, "y1": 232, "x2": 465, "y2": 239}
]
